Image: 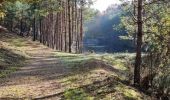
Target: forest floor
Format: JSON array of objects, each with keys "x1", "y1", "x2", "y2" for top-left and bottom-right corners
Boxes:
[{"x1": 0, "y1": 32, "x2": 150, "y2": 100}]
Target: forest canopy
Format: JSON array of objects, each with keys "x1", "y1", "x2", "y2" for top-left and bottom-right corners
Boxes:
[{"x1": 0, "y1": 0, "x2": 95, "y2": 53}]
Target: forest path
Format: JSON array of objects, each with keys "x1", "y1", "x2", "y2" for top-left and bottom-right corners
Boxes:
[
  {"x1": 0, "y1": 32, "x2": 70, "y2": 99},
  {"x1": 0, "y1": 32, "x2": 149, "y2": 100}
]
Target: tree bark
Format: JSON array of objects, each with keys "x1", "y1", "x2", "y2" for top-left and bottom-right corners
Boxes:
[
  {"x1": 68, "y1": 0, "x2": 72, "y2": 52},
  {"x1": 33, "y1": 16, "x2": 36, "y2": 41},
  {"x1": 134, "y1": 0, "x2": 143, "y2": 87}
]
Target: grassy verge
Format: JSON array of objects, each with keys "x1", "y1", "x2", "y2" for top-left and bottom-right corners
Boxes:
[
  {"x1": 0, "y1": 32, "x2": 29, "y2": 78},
  {"x1": 54, "y1": 52, "x2": 135, "y2": 71},
  {"x1": 53, "y1": 52, "x2": 150, "y2": 99},
  {"x1": 0, "y1": 48, "x2": 26, "y2": 78}
]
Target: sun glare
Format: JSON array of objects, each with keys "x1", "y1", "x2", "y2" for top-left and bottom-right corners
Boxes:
[{"x1": 91, "y1": 0, "x2": 121, "y2": 12}]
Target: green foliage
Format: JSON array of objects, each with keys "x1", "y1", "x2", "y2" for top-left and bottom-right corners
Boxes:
[
  {"x1": 120, "y1": 0, "x2": 170, "y2": 97},
  {"x1": 153, "y1": 72, "x2": 170, "y2": 94},
  {"x1": 115, "y1": 84, "x2": 143, "y2": 100},
  {"x1": 2, "y1": 0, "x2": 62, "y2": 32},
  {"x1": 83, "y1": 7, "x2": 99, "y2": 23}
]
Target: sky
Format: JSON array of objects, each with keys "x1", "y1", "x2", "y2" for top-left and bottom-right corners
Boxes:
[{"x1": 91, "y1": 0, "x2": 121, "y2": 12}]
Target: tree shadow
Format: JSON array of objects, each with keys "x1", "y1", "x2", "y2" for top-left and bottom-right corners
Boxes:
[{"x1": 28, "y1": 59, "x2": 134, "y2": 99}]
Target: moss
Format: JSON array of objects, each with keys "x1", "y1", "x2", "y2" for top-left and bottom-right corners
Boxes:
[
  {"x1": 64, "y1": 89, "x2": 94, "y2": 100},
  {"x1": 115, "y1": 84, "x2": 142, "y2": 100}
]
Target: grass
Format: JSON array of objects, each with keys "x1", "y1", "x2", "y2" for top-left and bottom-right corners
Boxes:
[
  {"x1": 59, "y1": 70, "x2": 146, "y2": 100},
  {"x1": 0, "y1": 48, "x2": 26, "y2": 78},
  {"x1": 53, "y1": 52, "x2": 149, "y2": 99},
  {"x1": 0, "y1": 32, "x2": 28, "y2": 78},
  {"x1": 54, "y1": 52, "x2": 135, "y2": 71},
  {"x1": 64, "y1": 89, "x2": 94, "y2": 100}
]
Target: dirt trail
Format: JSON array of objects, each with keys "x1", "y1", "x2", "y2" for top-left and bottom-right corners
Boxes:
[
  {"x1": 0, "y1": 35, "x2": 69, "y2": 99},
  {"x1": 0, "y1": 33, "x2": 150, "y2": 100}
]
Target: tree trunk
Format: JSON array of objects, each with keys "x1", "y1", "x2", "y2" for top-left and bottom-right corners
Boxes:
[
  {"x1": 33, "y1": 16, "x2": 36, "y2": 41},
  {"x1": 20, "y1": 13, "x2": 23, "y2": 36},
  {"x1": 32, "y1": 3, "x2": 37, "y2": 41},
  {"x1": 134, "y1": 0, "x2": 143, "y2": 87},
  {"x1": 39, "y1": 18, "x2": 42, "y2": 43},
  {"x1": 68, "y1": 0, "x2": 72, "y2": 53},
  {"x1": 80, "y1": 6, "x2": 83, "y2": 53}
]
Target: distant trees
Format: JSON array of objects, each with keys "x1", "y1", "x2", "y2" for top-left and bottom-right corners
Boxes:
[
  {"x1": 38, "y1": 0, "x2": 84, "y2": 53},
  {"x1": 84, "y1": 5, "x2": 134, "y2": 52},
  {"x1": 1, "y1": 0, "x2": 91, "y2": 53}
]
